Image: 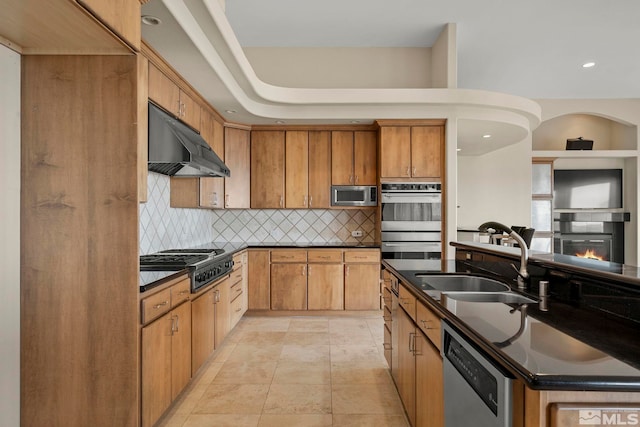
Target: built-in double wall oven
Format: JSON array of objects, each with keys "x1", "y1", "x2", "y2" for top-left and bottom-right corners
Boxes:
[{"x1": 381, "y1": 182, "x2": 442, "y2": 269}]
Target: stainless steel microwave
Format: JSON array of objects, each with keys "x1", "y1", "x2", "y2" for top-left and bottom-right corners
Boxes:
[{"x1": 331, "y1": 185, "x2": 378, "y2": 207}]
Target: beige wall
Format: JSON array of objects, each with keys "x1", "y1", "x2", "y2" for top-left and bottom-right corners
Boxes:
[
  {"x1": 0, "y1": 44, "x2": 20, "y2": 427},
  {"x1": 457, "y1": 137, "x2": 532, "y2": 230},
  {"x1": 243, "y1": 47, "x2": 432, "y2": 88}
]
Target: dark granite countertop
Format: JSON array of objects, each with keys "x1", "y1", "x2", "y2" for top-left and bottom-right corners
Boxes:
[
  {"x1": 139, "y1": 270, "x2": 188, "y2": 292},
  {"x1": 383, "y1": 259, "x2": 640, "y2": 391}
]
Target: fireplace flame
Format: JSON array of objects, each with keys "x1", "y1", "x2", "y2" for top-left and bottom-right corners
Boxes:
[{"x1": 576, "y1": 249, "x2": 605, "y2": 261}]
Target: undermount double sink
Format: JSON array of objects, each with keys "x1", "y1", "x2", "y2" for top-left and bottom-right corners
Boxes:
[{"x1": 412, "y1": 274, "x2": 537, "y2": 305}]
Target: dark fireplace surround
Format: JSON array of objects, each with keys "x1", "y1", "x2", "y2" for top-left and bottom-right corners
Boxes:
[{"x1": 554, "y1": 212, "x2": 630, "y2": 264}]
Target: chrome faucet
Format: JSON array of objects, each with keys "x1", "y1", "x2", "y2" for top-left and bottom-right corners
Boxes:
[{"x1": 478, "y1": 221, "x2": 530, "y2": 289}]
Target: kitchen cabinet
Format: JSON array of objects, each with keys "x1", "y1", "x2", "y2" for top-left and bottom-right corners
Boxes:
[
  {"x1": 379, "y1": 125, "x2": 444, "y2": 179},
  {"x1": 198, "y1": 110, "x2": 225, "y2": 208},
  {"x1": 285, "y1": 131, "x2": 310, "y2": 208},
  {"x1": 397, "y1": 304, "x2": 417, "y2": 427},
  {"x1": 248, "y1": 249, "x2": 271, "y2": 310},
  {"x1": 270, "y1": 250, "x2": 308, "y2": 310},
  {"x1": 76, "y1": 0, "x2": 141, "y2": 50},
  {"x1": 230, "y1": 251, "x2": 248, "y2": 327},
  {"x1": 251, "y1": 130, "x2": 285, "y2": 208},
  {"x1": 224, "y1": 127, "x2": 251, "y2": 208},
  {"x1": 344, "y1": 249, "x2": 381, "y2": 310},
  {"x1": 213, "y1": 277, "x2": 230, "y2": 348},
  {"x1": 415, "y1": 329, "x2": 444, "y2": 427},
  {"x1": 381, "y1": 270, "x2": 395, "y2": 367},
  {"x1": 308, "y1": 130, "x2": 333, "y2": 208},
  {"x1": 331, "y1": 131, "x2": 377, "y2": 185},
  {"x1": 148, "y1": 62, "x2": 201, "y2": 131},
  {"x1": 307, "y1": 250, "x2": 344, "y2": 310},
  {"x1": 191, "y1": 287, "x2": 215, "y2": 375},
  {"x1": 141, "y1": 276, "x2": 192, "y2": 427}
]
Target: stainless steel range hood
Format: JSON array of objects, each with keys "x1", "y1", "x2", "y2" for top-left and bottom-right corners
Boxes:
[{"x1": 148, "y1": 102, "x2": 230, "y2": 178}]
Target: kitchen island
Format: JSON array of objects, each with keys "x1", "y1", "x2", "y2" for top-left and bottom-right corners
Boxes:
[{"x1": 383, "y1": 241, "x2": 640, "y2": 426}]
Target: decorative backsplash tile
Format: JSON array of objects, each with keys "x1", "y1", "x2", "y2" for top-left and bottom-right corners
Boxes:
[{"x1": 139, "y1": 172, "x2": 376, "y2": 254}]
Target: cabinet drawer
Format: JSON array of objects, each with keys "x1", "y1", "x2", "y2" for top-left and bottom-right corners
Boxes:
[
  {"x1": 382, "y1": 286, "x2": 392, "y2": 309},
  {"x1": 230, "y1": 293, "x2": 244, "y2": 324},
  {"x1": 344, "y1": 249, "x2": 380, "y2": 263},
  {"x1": 141, "y1": 288, "x2": 171, "y2": 324},
  {"x1": 271, "y1": 250, "x2": 307, "y2": 263},
  {"x1": 307, "y1": 250, "x2": 343, "y2": 263},
  {"x1": 383, "y1": 305, "x2": 392, "y2": 330},
  {"x1": 171, "y1": 278, "x2": 191, "y2": 307},
  {"x1": 232, "y1": 251, "x2": 244, "y2": 270},
  {"x1": 230, "y1": 267, "x2": 243, "y2": 285},
  {"x1": 399, "y1": 284, "x2": 416, "y2": 321},
  {"x1": 417, "y1": 301, "x2": 441, "y2": 351},
  {"x1": 230, "y1": 280, "x2": 243, "y2": 302}
]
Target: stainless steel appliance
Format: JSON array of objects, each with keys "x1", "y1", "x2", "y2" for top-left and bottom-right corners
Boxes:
[
  {"x1": 381, "y1": 182, "x2": 442, "y2": 268},
  {"x1": 140, "y1": 247, "x2": 233, "y2": 293},
  {"x1": 442, "y1": 320, "x2": 514, "y2": 427},
  {"x1": 331, "y1": 185, "x2": 377, "y2": 207}
]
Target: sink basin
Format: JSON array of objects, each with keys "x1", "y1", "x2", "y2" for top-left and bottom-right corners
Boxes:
[
  {"x1": 414, "y1": 274, "x2": 510, "y2": 293},
  {"x1": 441, "y1": 292, "x2": 537, "y2": 305}
]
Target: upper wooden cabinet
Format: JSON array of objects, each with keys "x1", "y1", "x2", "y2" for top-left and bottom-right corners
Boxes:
[
  {"x1": 379, "y1": 125, "x2": 444, "y2": 179},
  {"x1": 332, "y1": 131, "x2": 377, "y2": 185},
  {"x1": 285, "y1": 131, "x2": 310, "y2": 208},
  {"x1": 76, "y1": 0, "x2": 141, "y2": 51},
  {"x1": 251, "y1": 130, "x2": 285, "y2": 208},
  {"x1": 148, "y1": 62, "x2": 201, "y2": 131},
  {"x1": 224, "y1": 127, "x2": 251, "y2": 209},
  {"x1": 308, "y1": 131, "x2": 332, "y2": 209}
]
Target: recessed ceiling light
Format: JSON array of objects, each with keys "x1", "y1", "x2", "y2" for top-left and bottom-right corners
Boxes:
[
  {"x1": 141, "y1": 15, "x2": 162, "y2": 26},
  {"x1": 225, "y1": 109, "x2": 237, "y2": 114},
  {"x1": 275, "y1": 120, "x2": 285, "y2": 124},
  {"x1": 583, "y1": 62, "x2": 596, "y2": 68},
  {"x1": 482, "y1": 134, "x2": 491, "y2": 139},
  {"x1": 456, "y1": 148, "x2": 462, "y2": 152}
]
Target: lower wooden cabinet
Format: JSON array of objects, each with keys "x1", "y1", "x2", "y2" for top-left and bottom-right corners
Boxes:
[
  {"x1": 397, "y1": 305, "x2": 417, "y2": 426},
  {"x1": 214, "y1": 277, "x2": 230, "y2": 348},
  {"x1": 271, "y1": 262, "x2": 308, "y2": 310},
  {"x1": 307, "y1": 263, "x2": 344, "y2": 310},
  {"x1": 141, "y1": 278, "x2": 192, "y2": 427},
  {"x1": 248, "y1": 249, "x2": 270, "y2": 309},
  {"x1": 191, "y1": 287, "x2": 215, "y2": 376},
  {"x1": 415, "y1": 329, "x2": 444, "y2": 427}
]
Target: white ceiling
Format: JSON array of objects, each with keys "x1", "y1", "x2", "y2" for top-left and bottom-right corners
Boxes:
[
  {"x1": 140, "y1": 0, "x2": 638, "y2": 155},
  {"x1": 225, "y1": 0, "x2": 640, "y2": 99}
]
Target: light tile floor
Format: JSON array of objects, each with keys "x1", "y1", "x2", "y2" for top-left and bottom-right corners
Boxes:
[{"x1": 158, "y1": 314, "x2": 410, "y2": 427}]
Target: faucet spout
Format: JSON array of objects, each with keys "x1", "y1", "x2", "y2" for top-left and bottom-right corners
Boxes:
[{"x1": 478, "y1": 221, "x2": 530, "y2": 289}]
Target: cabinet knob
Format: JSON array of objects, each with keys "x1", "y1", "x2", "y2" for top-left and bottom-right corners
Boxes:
[
  {"x1": 405, "y1": 166, "x2": 410, "y2": 176},
  {"x1": 309, "y1": 195, "x2": 313, "y2": 208},
  {"x1": 225, "y1": 194, "x2": 230, "y2": 208}
]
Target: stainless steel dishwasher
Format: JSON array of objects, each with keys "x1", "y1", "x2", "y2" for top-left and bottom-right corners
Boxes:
[{"x1": 442, "y1": 320, "x2": 514, "y2": 427}]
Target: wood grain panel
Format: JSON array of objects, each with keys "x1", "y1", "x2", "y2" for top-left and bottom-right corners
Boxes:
[
  {"x1": 331, "y1": 131, "x2": 354, "y2": 185},
  {"x1": 380, "y1": 126, "x2": 411, "y2": 178},
  {"x1": 248, "y1": 250, "x2": 270, "y2": 310},
  {"x1": 307, "y1": 264, "x2": 344, "y2": 310},
  {"x1": 148, "y1": 62, "x2": 180, "y2": 117},
  {"x1": 415, "y1": 332, "x2": 444, "y2": 427},
  {"x1": 191, "y1": 289, "x2": 215, "y2": 376},
  {"x1": 308, "y1": 130, "x2": 332, "y2": 208},
  {"x1": 170, "y1": 302, "x2": 192, "y2": 400},
  {"x1": 354, "y1": 131, "x2": 377, "y2": 185},
  {"x1": 285, "y1": 130, "x2": 309, "y2": 208},
  {"x1": 199, "y1": 110, "x2": 225, "y2": 208},
  {"x1": 224, "y1": 127, "x2": 251, "y2": 208},
  {"x1": 271, "y1": 249, "x2": 308, "y2": 263},
  {"x1": 411, "y1": 126, "x2": 443, "y2": 178},
  {"x1": 271, "y1": 263, "x2": 308, "y2": 310},
  {"x1": 214, "y1": 277, "x2": 231, "y2": 348},
  {"x1": 77, "y1": 0, "x2": 141, "y2": 50},
  {"x1": 251, "y1": 130, "x2": 285, "y2": 208},
  {"x1": 137, "y1": 55, "x2": 148, "y2": 202},
  {"x1": 21, "y1": 55, "x2": 139, "y2": 427},
  {"x1": 141, "y1": 314, "x2": 172, "y2": 427}
]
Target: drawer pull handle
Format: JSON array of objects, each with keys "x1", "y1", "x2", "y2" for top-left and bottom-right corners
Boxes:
[
  {"x1": 153, "y1": 301, "x2": 169, "y2": 309},
  {"x1": 235, "y1": 307, "x2": 242, "y2": 313},
  {"x1": 383, "y1": 343, "x2": 392, "y2": 350},
  {"x1": 420, "y1": 319, "x2": 436, "y2": 330},
  {"x1": 178, "y1": 290, "x2": 189, "y2": 296}
]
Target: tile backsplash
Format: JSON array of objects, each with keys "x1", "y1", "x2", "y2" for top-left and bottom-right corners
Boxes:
[{"x1": 140, "y1": 172, "x2": 376, "y2": 254}]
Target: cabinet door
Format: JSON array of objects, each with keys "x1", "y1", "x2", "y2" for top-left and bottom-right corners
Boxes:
[
  {"x1": 398, "y1": 307, "x2": 416, "y2": 427},
  {"x1": 171, "y1": 302, "x2": 192, "y2": 400},
  {"x1": 191, "y1": 289, "x2": 215, "y2": 375},
  {"x1": 307, "y1": 263, "x2": 344, "y2": 310},
  {"x1": 251, "y1": 130, "x2": 285, "y2": 208},
  {"x1": 331, "y1": 131, "x2": 354, "y2": 185},
  {"x1": 199, "y1": 111, "x2": 225, "y2": 208},
  {"x1": 353, "y1": 131, "x2": 377, "y2": 185},
  {"x1": 179, "y1": 91, "x2": 201, "y2": 131},
  {"x1": 214, "y1": 278, "x2": 230, "y2": 348},
  {"x1": 270, "y1": 263, "x2": 307, "y2": 310},
  {"x1": 415, "y1": 330, "x2": 444, "y2": 427},
  {"x1": 248, "y1": 250, "x2": 270, "y2": 309},
  {"x1": 285, "y1": 131, "x2": 309, "y2": 208},
  {"x1": 411, "y1": 126, "x2": 442, "y2": 178},
  {"x1": 141, "y1": 313, "x2": 172, "y2": 427},
  {"x1": 344, "y1": 263, "x2": 381, "y2": 310},
  {"x1": 224, "y1": 127, "x2": 251, "y2": 208},
  {"x1": 380, "y1": 126, "x2": 411, "y2": 178},
  {"x1": 148, "y1": 63, "x2": 180, "y2": 118},
  {"x1": 308, "y1": 130, "x2": 332, "y2": 208}
]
